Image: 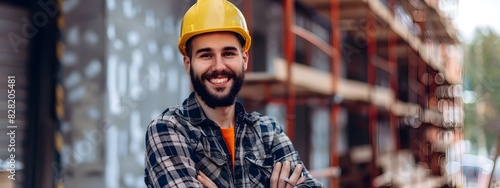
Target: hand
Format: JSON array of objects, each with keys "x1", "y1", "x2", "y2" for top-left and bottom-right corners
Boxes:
[
  {"x1": 270, "y1": 161, "x2": 306, "y2": 188},
  {"x1": 197, "y1": 171, "x2": 217, "y2": 188}
]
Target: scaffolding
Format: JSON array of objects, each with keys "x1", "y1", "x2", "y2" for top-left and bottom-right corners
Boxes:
[{"x1": 238, "y1": 0, "x2": 461, "y2": 187}]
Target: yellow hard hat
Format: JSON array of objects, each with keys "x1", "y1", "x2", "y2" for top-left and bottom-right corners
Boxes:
[{"x1": 178, "y1": 0, "x2": 252, "y2": 56}]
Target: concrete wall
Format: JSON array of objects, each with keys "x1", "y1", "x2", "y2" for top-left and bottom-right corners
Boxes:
[
  {"x1": 61, "y1": 0, "x2": 193, "y2": 187},
  {"x1": 61, "y1": 0, "x2": 107, "y2": 187}
]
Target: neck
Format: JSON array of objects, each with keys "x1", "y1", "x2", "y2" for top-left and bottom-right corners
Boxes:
[{"x1": 195, "y1": 94, "x2": 235, "y2": 129}]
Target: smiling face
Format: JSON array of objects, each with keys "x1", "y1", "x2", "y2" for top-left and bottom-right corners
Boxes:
[{"x1": 184, "y1": 32, "x2": 248, "y2": 109}]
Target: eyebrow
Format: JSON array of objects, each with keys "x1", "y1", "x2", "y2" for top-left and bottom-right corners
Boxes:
[
  {"x1": 222, "y1": 46, "x2": 238, "y2": 51},
  {"x1": 194, "y1": 46, "x2": 239, "y2": 55},
  {"x1": 195, "y1": 47, "x2": 212, "y2": 55}
]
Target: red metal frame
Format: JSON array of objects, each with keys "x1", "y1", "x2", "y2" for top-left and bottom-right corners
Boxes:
[
  {"x1": 367, "y1": 10, "x2": 378, "y2": 188},
  {"x1": 388, "y1": 0, "x2": 400, "y2": 158},
  {"x1": 292, "y1": 26, "x2": 335, "y2": 58},
  {"x1": 273, "y1": 0, "x2": 456, "y2": 187},
  {"x1": 330, "y1": 0, "x2": 341, "y2": 187},
  {"x1": 284, "y1": 0, "x2": 296, "y2": 141},
  {"x1": 281, "y1": 2, "x2": 342, "y2": 186}
]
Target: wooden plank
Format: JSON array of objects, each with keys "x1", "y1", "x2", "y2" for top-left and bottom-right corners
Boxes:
[{"x1": 241, "y1": 59, "x2": 395, "y2": 110}]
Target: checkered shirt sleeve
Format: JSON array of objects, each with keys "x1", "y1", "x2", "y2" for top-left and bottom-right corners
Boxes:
[{"x1": 144, "y1": 118, "x2": 203, "y2": 188}]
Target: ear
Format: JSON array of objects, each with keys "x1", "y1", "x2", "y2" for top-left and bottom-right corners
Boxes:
[
  {"x1": 242, "y1": 51, "x2": 249, "y2": 71},
  {"x1": 183, "y1": 56, "x2": 191, "y2": 74}
]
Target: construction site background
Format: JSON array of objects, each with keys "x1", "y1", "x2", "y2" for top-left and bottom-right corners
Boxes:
[{"x1": 1, "y1": 0, "x2": 496, "y2": 188}]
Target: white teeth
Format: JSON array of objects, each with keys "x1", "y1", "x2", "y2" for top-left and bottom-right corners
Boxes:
[{"x1": 210, "y1": 78, "x2": 228, "y2": 84}]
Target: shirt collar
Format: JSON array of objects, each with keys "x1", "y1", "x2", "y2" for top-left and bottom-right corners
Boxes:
[{"x1": 175, "y1": 92, "x2": 259, "y2": 126}]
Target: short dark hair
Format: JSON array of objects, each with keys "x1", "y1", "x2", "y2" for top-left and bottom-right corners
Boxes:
[{"x1": 185, "y1": 32, "x2": 246, "y2": 60}]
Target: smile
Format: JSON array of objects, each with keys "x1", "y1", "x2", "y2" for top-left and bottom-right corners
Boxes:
[{"x1": 209, "y1": 77, "x2": 229, "y2": 84}]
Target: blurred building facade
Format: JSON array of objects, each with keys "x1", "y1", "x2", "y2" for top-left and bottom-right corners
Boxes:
[
  {"x1": 0, "y1": 0, "x2": 464, "y2": 188},
  {"x1": 237, "y1": 0, "x2": 464, "y2": 187}
]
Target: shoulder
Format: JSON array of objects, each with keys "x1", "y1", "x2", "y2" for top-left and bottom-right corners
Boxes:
[
  {"x1": 147, "y1": 105, "x2": 185, "y2": 132},
  {"x1": 151, "y1": 105, "x2": 181, "y2": 123},
  {"x1": 145, "y1": 105, "x2": 204, "y2": 147}
]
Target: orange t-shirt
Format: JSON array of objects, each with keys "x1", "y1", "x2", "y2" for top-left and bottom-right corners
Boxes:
[{"x1": 220, "y1": 126, "x2": 235, "y2": 166}]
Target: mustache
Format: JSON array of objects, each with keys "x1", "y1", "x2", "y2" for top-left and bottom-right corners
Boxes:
[{"x1": 201, "y1": 70, "x2": 236, "y2": 79}]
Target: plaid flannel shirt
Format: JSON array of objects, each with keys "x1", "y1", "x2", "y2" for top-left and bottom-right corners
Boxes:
[{"x1": 145, "y1": 92, "x2": 323, "y2": 188}]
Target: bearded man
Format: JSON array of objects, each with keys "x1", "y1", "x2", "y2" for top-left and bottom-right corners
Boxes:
[{"x1": 144, "y1": 0, "x2": 323, "y2": 187}]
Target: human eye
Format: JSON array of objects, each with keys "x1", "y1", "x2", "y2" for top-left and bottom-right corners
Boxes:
[
  {"x1": 199, "y1": 53, "x2": 212, "y2": 58},
  {"x1": 223, "y1": 52, "x2": 236, "y2": 57}
]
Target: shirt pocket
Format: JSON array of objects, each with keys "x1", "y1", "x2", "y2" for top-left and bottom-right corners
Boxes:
[
  {"x1": 193, "y1": 136, "x2": 229, "y2": 182},
  {"x1": 193, "y1": 136, "x2": 229, "y2": 179},
  {"x1": 196, "y1": 151, "x2": 230, "y2": 188},
  {"x1": 201, "y1": 151, "x2": 227, "y2": 166},
  {"x1": 245, "y1": 155, "x2": 274, "y2": 187}
]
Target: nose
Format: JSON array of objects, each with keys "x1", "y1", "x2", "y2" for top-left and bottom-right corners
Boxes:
[{"x1": 212, "y1": 54, "x2": 226, "y2": 72}]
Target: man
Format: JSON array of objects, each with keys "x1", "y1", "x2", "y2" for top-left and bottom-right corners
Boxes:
[{"x1": 144, "y1": 0, "x2": 323, "y2": 187}]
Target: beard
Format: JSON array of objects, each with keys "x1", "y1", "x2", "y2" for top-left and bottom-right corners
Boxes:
[{"x1": 190, "y1": 65, "x2": 245, "y2": 109}]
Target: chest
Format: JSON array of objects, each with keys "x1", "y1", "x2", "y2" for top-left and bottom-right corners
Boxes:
[{"x1": 190, "y1": 126, "x2": 275, "y2": 187}]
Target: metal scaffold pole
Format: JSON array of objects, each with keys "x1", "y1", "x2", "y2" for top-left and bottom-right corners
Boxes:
[
  {"x1": 330, "y1": 0, "x2": 341, "y2": 187},
  {"x1": 388, "y1": 0, "x2": 399, "y2": 153},
  {"x1": 367, "y1": 10, "x2": 379, "y2": 188},
  {"x1": 283, "y1": 0, "x2": 296, "y2": 141}
]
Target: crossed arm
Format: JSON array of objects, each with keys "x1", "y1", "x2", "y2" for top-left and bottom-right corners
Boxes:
[
  {"x1": 198, "y1": 160, "x2": 306, "y2": 188},
  {"x1": 145, "y1": 120, "x2": 322, "y2": 187}
]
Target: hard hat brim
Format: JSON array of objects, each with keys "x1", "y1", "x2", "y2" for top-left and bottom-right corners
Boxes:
[{"x1": 178, "y1": 27, "x2": 252, "y2": 57}]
